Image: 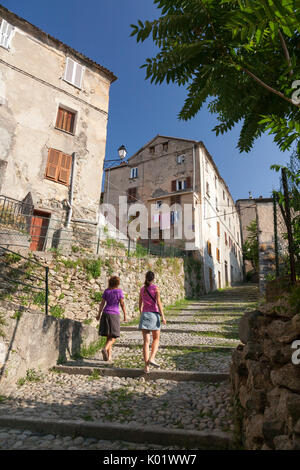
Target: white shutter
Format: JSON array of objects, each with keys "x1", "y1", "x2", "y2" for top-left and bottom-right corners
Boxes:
[
  {"x1": 74, "y1": 62, "x2": 84, "y2": 88},
  {"x1": 64, "y1": 58, "x2": 84, "y2": 89},
  {"x1": 64, "y1": 57, "x2": 75, "y2": 83},
  {"x1": 0, "y1": 20, "x2": 14, "y2": 49}
]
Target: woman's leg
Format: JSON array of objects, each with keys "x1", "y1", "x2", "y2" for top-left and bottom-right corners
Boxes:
[
  {"x1": 142, "y1": 330, "x2": 150, "y2": 372},
  {"x1": 149, "y1": 329, "x2": 160, "y2": 363},
  {"x1": 104, "y1": 336, "x2": 116, "y2": 361}
]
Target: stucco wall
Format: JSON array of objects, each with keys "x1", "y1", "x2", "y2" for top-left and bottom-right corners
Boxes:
[{"x1": 0, "y1": 9, "x2": 112, "y2": 225}]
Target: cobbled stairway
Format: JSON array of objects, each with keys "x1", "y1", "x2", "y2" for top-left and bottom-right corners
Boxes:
[{"x1": 0, "y1": 284, "x2": 258, "y2": 450}]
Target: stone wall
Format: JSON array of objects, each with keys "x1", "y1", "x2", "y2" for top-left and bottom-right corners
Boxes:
[
  {"x1": 0, "y1": 247, "x2": 189, "y2": 328},
  {"x1": 231, "y1": 292, "x2": 300, "y2": 450},
  {"x1": 0, "y1": 302, "x2": 98, "y2": 393}
]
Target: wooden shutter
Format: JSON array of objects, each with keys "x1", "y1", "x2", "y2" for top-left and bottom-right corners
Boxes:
[
  {"x1": 171, "y1": 180, "x2": 177, "y2": 192},
  {"x1": 56, "y1": 108, "x2": 75, "y2": 133},
  {"x1": 186, "y1": 176, "x2": 192, "y2": 189},
  {"x1": 58, "y1": 153, "x2": 72, "y2": 184},
  {"x1": 217, "y1": 221, "x2": 220, "y2": 237},
  {"x1": 46, "y1": 149, "x2": 60, "y2": 180},
  {"x1": 0, "y1": 20, "x2": 14, "y2": 49}
]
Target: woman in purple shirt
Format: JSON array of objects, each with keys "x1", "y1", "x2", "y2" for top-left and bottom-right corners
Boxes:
[
  {"x1": 139, "y1": 271, "x2": 167, "y2": 373},
  {"x1": 96, "y1": 276, "x2": 127, "y2": 361}
]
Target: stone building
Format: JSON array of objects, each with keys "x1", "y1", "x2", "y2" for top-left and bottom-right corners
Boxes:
[
  {"x1": 103, "y1": 135, "x2": 244, "y2": 292},
  {"x1": 0, "y1": 5, "x2": 116, "y2": 251},
  {"x1": 236, "y1": 197, "x2": 286, "y2": 292}
]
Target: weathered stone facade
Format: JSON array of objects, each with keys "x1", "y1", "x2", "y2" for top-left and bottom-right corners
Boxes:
[
  {"x1": 103, "y1": 135, "x2": 243, "y2": 292},
  {"x1": 231, "y1": 289, "x2": 300, "y2": 450},
  {"x1": 0, "y1": 5, "x2": 116, "y2": 250}
]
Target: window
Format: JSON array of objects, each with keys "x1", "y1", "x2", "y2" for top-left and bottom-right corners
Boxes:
[
  {"x1": 215, "y1": 176, "x2": 217, "y2": 188},
  {"x1": 172, "y1": 177, "x2": 191, "y2": 192},
  {"x1": 228, "y1": 197, "x2": 229, "y2": 207},
  {"x1": 207, "y1": 241, "x2": 212, "y2": 257},
  {"x1": 216, "y1": 248, "x2": 220, "y2": 262},
  {"x1": 177, "y1": 155, "x2": 185, "y2": 164},
  {"x1": 223, "y1": 190, "x2": 225, "y2": 200},
  {"x1": 225, "y1": 232, "x2": 228, "y2": 245},
  {"x1": 216, "y1": 197, "x2": 218, "y2": 211},
  {"x1": 64, "y1": 58, "x2": 85, "y2": 89},
  {"x1": 130, "y1": 167, "x2": 138, "y2": 179},
  {"x1": 45, "y1": 149, "x2": 72, "y2": 185},
  {"x1": 127, "y1": 187, "x2": 137, "y2": 204},
  {"x1": 217, "y1": 221, "x2": 220, "y2": 237},
  {"x1": 55, "y1": 107, "x2": 76, "y2": 134},
  {"x1": 0, "y1": 20, "x2": 14, "y2": 49},
  {"x1": 224, "y1": 210, "x2": 226, "y2": 220},
  {"x1": 176, "y1": 180, "x2": 186, "y2": 191},
  {"x1": 206, "y1": 182, "x2": 210, "y2": 197},
  {"x1": 149, "y1": 146, "x2": 155, "y2": 154},
  {"x1": 156, "y1": 200, "x2": 162, "y2": 209},
  {"x1": 163, "y1": 142, "x2": 168, "y2": 152}
]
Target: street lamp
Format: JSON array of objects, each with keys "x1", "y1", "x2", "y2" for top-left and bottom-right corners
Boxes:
[{"x1": 105, "y1": 145, "x2": 128, "y2": 205}]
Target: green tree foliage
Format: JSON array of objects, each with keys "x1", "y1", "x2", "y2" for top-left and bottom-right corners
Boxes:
[
  {"x1": 131, "y1": 0, "x2": 300, "y2": 152},
  {"x1": 243, "y1": 220, "x2": 259, "y2": 272}
]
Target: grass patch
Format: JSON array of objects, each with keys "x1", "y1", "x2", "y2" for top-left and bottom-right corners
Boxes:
[
  {"x1": 89, "y1": 291, "x2": 102, "y2": 303},
  {"x1": 17, "y1": 368, "x2": 43, "y2": 386},
  {"x1": 82, "y1": 258, "x2": 102, "y2": 279},
  {"x1": 87, "y1": 370, "x2": 101, "y2": 381},
  {"x1": 50, "y1": 305, "x2": 65, "y2": 319},
  {"x1": 33, "y1": 291, "x2": 46, "y2": 306},
  {"x1": 79, "y1": 338, "x2": 106, "y2": 358}
]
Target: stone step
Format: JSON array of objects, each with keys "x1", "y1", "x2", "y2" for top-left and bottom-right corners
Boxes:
[
  {"x1": 53, "y1": 365, "x2": 230, "y2": 383},
  {"x1": 0, "y1": 416, "x2": 232, "y2": 450},
  {"x1": 114, "y1": 343, "x2": 235, "y2": 352},
  {"x1": 120, "y1": 326, "x2": 238, "y2": 336},
  {"x1": 166, "y1": 320, "x2": 238, "y2": 325}
]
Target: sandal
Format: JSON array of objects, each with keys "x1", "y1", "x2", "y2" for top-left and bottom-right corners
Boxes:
[
  {"x1": 102, "y1": 348, "x2": 108, "y2": 361},
  {"x1": 149, "y1": 360, "x2": 160, "y2": 368}
]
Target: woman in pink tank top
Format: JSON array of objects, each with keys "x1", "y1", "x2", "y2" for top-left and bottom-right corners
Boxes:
[{"x1": 139, "y1": 271, "x2": 167, "y2": 373}]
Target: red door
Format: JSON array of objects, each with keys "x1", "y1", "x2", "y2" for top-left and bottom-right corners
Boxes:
[{"x1": 30, "y1": 210, "x2": 50, "y2": 251}]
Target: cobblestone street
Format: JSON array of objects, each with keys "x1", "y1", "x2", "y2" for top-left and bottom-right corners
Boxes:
[{"x1": 0, "y1": 285, "x2": 258, "y2": 450}]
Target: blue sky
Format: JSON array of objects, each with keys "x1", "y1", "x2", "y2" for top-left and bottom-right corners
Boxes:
[{"x1": 1, "y1": 0, "x2": 291, "y2": 201}]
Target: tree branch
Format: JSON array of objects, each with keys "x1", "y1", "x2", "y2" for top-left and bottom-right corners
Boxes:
[
  {"x1": 278, "y1": 30, "x2": 293, "y2": 76},
  {"x1": 242, "y1": 67, "x2": 299, "y2": 107}
]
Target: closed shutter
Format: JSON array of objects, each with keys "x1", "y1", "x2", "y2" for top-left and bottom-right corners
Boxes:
[
  {"x1": 58, "y1": 153, "x2": 72, "y2": 184},
  {"x1": 186, "y1": 176, "x2": 192, "y2": 189},
  {"x1": 217, "y1": 221, "x2": 220, "y2": 237},
  {"x1": 0, "y1": 20, "x2": 14, "y2": 49},
  {"x1": 171, "y1": 180, "x2": 176, "y2": 192},
  {"x1": 56, "y1": 108, "x2": 75, "y2": 133},
  {"x1": 46, "y1": 149, "x2": 60, "y2": 180}
]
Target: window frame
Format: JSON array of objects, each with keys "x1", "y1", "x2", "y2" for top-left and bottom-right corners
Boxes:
[
  {"x1": 55, "y1": 106, "x2": 77, "y2": 135},
  {"x1": 177, "y1": 154, "x2": 185, "y2": 164},
  {"x1": 130, "y1": 167, "x2": 138, "y2": 179},
  {"x1": 0, "y1": 19, "x2": 14, "y2": 50},
  {"x1": 63, "y1": 57, "x2": 85, "y2": 90}
]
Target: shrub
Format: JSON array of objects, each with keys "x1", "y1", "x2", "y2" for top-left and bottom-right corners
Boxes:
[
  {"x1": 50, "y1": 305, "x2": 65, "y2": 318},
  {"x1": 82, "y1": 258, "x2": 102, "y2": 279},
  {"x1": 33, "y1": 291, "x2": 46, "y2": 306}
]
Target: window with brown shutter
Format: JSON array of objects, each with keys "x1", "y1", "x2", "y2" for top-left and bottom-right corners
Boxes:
[
  {"x1": 186, "y1": 176, "x2": 192, "y2": 189},
  {"x1": 207, "y1": 241, "x2": 212, "y2": 257},
  {"x1": 56, "y1": 107, "x2": 76, "y2": 134},
  {"x1": 45, "y1": 149, "x2": 72, "y2": 186},
  {"x1": 216, "y1": 248, "x2": 220, "y2": 262},
  {"x1": 217, "y1": 221, "x2": 220, "y2": 237},
  {"x1": 171, "y1": 180, "x2": 177, "y2": 192},
  {"x1": 171, "y1": 195, "x2": 181, "y2": 205},
  {"x1": 127, "y1": 187, "x2": 137, "y2": 204}
]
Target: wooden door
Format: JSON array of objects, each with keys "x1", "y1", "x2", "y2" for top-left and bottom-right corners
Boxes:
[{"x1": 30, "y1": 210, "x2": 50, "y2": 251}]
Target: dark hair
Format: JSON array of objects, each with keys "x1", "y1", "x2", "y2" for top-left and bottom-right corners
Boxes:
[
  {"x1": 108, "y1": 276, "x2": 120, "y2": 289},
  {"x1": 145, "y1": 271, "x2": 155, "y2": 287}
]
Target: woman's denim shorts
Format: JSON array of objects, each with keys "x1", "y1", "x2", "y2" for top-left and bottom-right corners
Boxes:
[{"x1": 139, "y1": 311, "x2": 161, "y2": 331}]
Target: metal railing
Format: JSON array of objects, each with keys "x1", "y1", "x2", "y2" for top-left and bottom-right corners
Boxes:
[{"x1": 0, "y1": 246, "x2": 49, "y2": 315}]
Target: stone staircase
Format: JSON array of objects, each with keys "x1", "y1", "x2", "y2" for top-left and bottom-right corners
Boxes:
[{"x1": 0, "y1": 284, "x2": 259, "y2": 450}]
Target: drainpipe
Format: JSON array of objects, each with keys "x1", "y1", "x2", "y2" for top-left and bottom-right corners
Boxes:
[{"x1": 66, "y1": 152, "x2": 76, "y2": 228}]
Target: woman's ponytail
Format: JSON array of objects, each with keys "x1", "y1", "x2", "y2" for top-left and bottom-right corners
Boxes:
[{"x1": 145, "y1": 271, "x2": 155, "y2": 286}]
